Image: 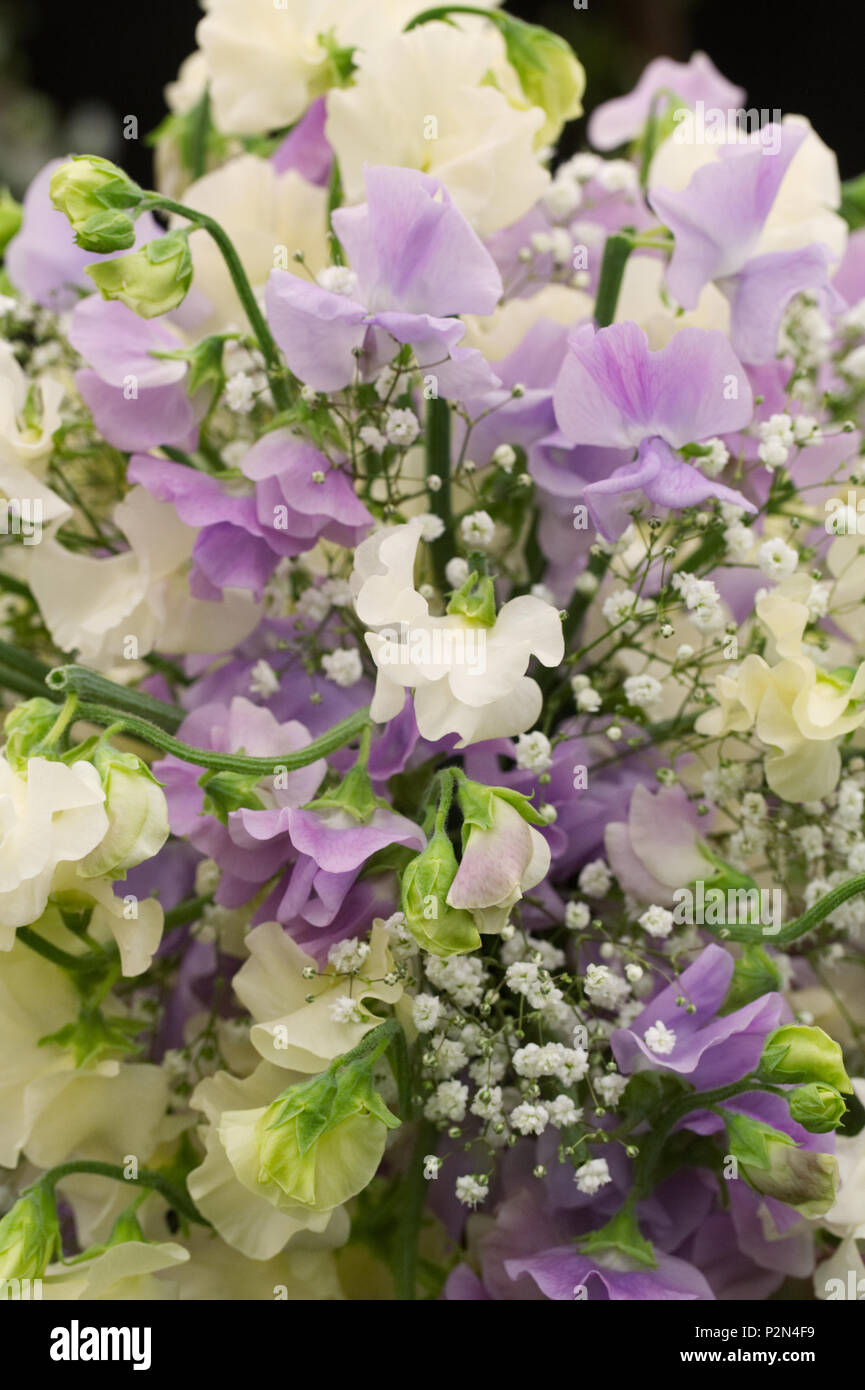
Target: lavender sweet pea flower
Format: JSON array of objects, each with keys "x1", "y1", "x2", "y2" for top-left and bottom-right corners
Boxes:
[
  {"x1": 553, "y1": 321, "x2": 755, "y2": 539},
  {"x1": 605, "y1": 781, "x2": 714, "y2": 906},
  {"x1": 649, "y1": 124, "x2": 844, "y2": 363},
  {"x1": 265, "y1": 165, "x2": 502, "y2": 392},
  {"x1": 5, "y1": 159, "x2": 162, "y2": 312},
  {"x1": 271, "y1": 97, "x2": 333, "y2": 187},
  {"x1": 70, "y1": 297, "x2": 205, "y2": 453},
  {"x1": 611, "y1": 943, "x2": 785, "y2": 1089},
  {"x1": 588, "y1": 53, "x2": 745, "y2": 151},
  {"x1": 506, "y1": 1247, "x2": 714, "y2": 1300}
]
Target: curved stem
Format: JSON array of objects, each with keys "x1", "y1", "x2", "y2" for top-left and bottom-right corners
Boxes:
[
  {"x1": 712, "y1": 872, "x2": 865, "y2": 946},
  {"x1": 47, "y1": 665, "x2": 184, "y2": 733},
  {"x1": 39, "y1": 1160, "x2": 208, "y2": 1228},
  {"x1": 144, "y1": 195, "x2": 291, "y2": 412},
  {"x1": 16, "y1": 926, "x2": 106, "y2": 974},
  {"x1": 594, "y1": 232, "x2": 634, "y2": 329},
  {"x1": 72, "y1": 701, "x2": 371, "y2": 776}
]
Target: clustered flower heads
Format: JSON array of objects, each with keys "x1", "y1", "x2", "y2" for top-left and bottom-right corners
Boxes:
[{"x1": 0, "y1": 4, "x2": 864, "y2": 1310}]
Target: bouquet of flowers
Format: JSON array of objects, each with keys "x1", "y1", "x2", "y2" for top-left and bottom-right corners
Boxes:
[{"x1": 1, "y1": 0, "x2": 865, "y2": 1305}]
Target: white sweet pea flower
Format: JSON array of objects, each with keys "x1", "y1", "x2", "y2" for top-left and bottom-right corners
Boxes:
[
  {"x1": 0, "y1": 341, "x2": 70, "y2": 528},
  {"x1": 326, "y1": 22, "x2": 549, "y2": 236},
  {"x1": 0, "y1": 755, "x2": 108, "y2": 941},
  {"x1": 351, "y1": 523, "x2": 564, "y2": 746},
  {"x1": 24, "y1": 486, "x2": 259, "y2": 668}
]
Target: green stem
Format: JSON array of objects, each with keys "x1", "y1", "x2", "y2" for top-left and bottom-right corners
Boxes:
[
  {"x1": 594, "y1": 232, "x2": 634, "y2": 329},
  {"x1": 711, "y1": 872, "x2": 865, "y2": 946},
  {"x1": 144, "y1": 195, "x2": 290, "y2": 412},
  {"x1": 46, "y1": 665, "x2": 184, "y2": 733},
  {"x1": 16, "y1": 926, "x2": 106, "y2": 974},
  {"x1": 0, "y1": 660, "x2": 58, "y2": 702},
  {"x1": 0, "y1": 638, "x2": 51, "y2": 681},
  {"x1": 630, "y1": 1078, "x2": 759, "y2": 1200},
  {"x1": 425, "y1": 396, "x2": 453, "y2": 590},
  {"x1": 163, "y1": 894, "x2": 213, "y2": 931},
  {"x1": 393, "y1": 1120, "x2": 436, "y2": 1300},
  {"x1": 69, "y1": 702, "x2": 371, "y2": 776},
  {"x1": 40, "y1": 1161, "x2": 208, "y2": 1228}
]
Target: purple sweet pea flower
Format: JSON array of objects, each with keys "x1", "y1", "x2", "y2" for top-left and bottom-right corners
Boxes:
[
  {"x1": 271, "y1": 97, "x2": 333, "y2": 187},
  {"x1": 649, "y1": 124, "x2": 844, "y2": 363},
  {"x1": 588, "y1": 53, "x2": 745, "y2": 151},
  {"x1": 5, "y1": 159, "x2": 162, "y2": 311},
  {"x1": 265, "y1": 164, "x2": 502, "y2": 392},
  {"x1": 611, "y1": 942, "x2": 786, "y2": 1089},
  {"x1": 553, "y1": 321, "x2": 755, "y2": 539},
  {"x1": 604, "y1": 781, "x2": 714, "y2": 906},
  {"x1": 70, "y1": 296, "x2": 205, "y2": 453},
  {"x1": 506, "y1": 1246, "x2": 714, "y2": 1300}
]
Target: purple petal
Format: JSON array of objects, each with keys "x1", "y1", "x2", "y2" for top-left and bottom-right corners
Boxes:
[
  {"x1": 727, "y1": 244, "x2": 844, "y2": 364},
  {"x1": 589, "y1": 53, "x2": 745, "y2": 150},
  {"x1": 265, "y1": 271, "x2": 369, "y2": 390},
  {"x1": 75, "y1": 369, "x2": 202, "y2": 452},
  {"x1": 68, "y1": 296, "x2": 187, "y2": 389}
]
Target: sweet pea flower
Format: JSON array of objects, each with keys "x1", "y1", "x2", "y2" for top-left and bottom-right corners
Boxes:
[
  {"x1": 0, "y1": 754, "x2": 108, "y2": 941},
  {"x1": 649, "y1": 120, "x2": 846, "y2": 363},
  {"x1": 505, "y1": 1246, "x2": 714, "y2": 1300},
  {"x1": 0, "y1": 341, "x2": 70, "y2": 527},
  {"x1": 24, "y1": 485, "x2": 259, "y2": 668},
  {"x1": 553, "y1": 321, "x2": 755, "y2": 540},
  {"x1": 325, "y1": 23, "x2": 549, "y2": 237},
  {"x1": 611, "y1": 943, "x2": 785, "y2": 1090},
  {"x1": 234, "y1": 920, "x2": 403, "y2": 1073},
  {"x1": 588, "y1": 52, "x2": 745, "y2": 151},
  {"x1": 697, "y1": 576, "x2": 865, "y2": 801},
  {"x1": 69, "y1": 297, "x2": 206, "y2": 453},
  {"x1": 351, "y1": 523, "x2": 565, "y2": 746},
  {"x1": 446, "y1": 792, "x2": 551, "y2": 934},
  {"x1": 604, "y1": 782, "x2": 714, "y2": 907},
  {"x1": 265, "y1": 164, "x2": 502, "y2": 393}
]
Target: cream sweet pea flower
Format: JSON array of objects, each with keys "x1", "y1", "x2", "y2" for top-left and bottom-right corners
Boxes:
[
  {"x1": 326, "y1": 22, "x2": 549, "y2": 236},
  {"x1": 697, "y1": 576, "x2": 865, "y2": 801},
  {"x1": 0, "y1": 341, "x2": 70, "y2": 527},
  {"x1": 234, "y1": 920, "x2": 402, "y2": 1074},
  {"x1": 41, "y1": 1238, "x2": 190, "y2": 1300},
  {"x1": 164, "y1": 1226, "x2": 343, "y2": 1300},
  {"x1": 37, "y1": 863, "x2": 165, "y2": 978},
  {"x1": 187, "y1": 1062, "x2": 350, "y2": 1261},
  {"x1": 24, "y1": 486, "x2": 259, "y2": 668},
  {"x1": 460, "y1": 284, "x2": 593, "y2": 362},
  {"x1": 178, "y1": 155, "x2": 329, "y2": 333},
  {"x1": 196, "y1": 0, "x2": 454, "y2": 135},
  {"x1": 351, "y1": 523, "x2": 565, "y2": 746},
  {"x1": 0, "y1": 755, "x2": 108, "y2": 941},
  {"x1": 0, "y1": 932, "x2": 168, "y2": 1173}
]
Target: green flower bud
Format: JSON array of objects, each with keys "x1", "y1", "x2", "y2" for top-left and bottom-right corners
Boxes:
[
  {"x1": 493, "y1": 16, "x2": 586, "y2": 146},
  {"x1": 86, "y1": 230, "x2": 193, "y2": 319},
  {"x1": 256, "y1": 1058, "x2": 399, "y2": 1214},
  {"x1": 758, "y1": 1025, "x2": 853, "y2": 1094},
  {"x1": 0, "y1": 1183, "x2": 60, "y2": 1281},
  {"x1": 49, "y1": 155, "x2": 142, "y2": 247},
  {"x1": 788, "y1": 1083, "x2": 848, "y2": 1134},
  {"x1": 0, "y1": 188, "x2": 23, "y2": 255},
  {"x1": 401, "y1": 830, "x2": 481, "y2": 956},
  {"x1": 446, "y1": 572, "x2": 497, "y2": 627},
  {"x1": 722, "y1": 1107, "x2": 839, "y2": 1217},
  {"x1": 77, "y1": 745, "x2": 169, "y2": 879},
  {"x1": 2, "y1": 697, "x2": 62, "y2": 771}
]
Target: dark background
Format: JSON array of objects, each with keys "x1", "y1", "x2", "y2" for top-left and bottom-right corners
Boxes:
[{"x1": 0, "y1": 0, "x2": 858, "y2": 193}]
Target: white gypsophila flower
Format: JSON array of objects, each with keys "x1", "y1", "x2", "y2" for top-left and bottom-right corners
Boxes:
[
  {"x1": 425, "y1": 954, "x2": 487, "y2": 1009},
  {"x1": 455, "y1": 1175, "x2": 489, "y2": 1209},
  {"x1": 321, "y1": 648, "x2": 363, "y2": 687},
  {"x1": 795, "y1": 825, "x2": 825, "y2": 860},
  {"x1": 414, "y1": 513, "x2": 446, "y2": 543},
  {"x1": 427, "y1": 1038, "x2": 469, "y2": 1080},
  {"x1": 578, "y1": 859, "x2": 612, "y2": 897},
  {"x1": 595, "y1": 1073, "x2": 629, "y2": 1107},
  {"x1": 514, "y1": 730, "x2": 553, "y2": 773},
  {"x1": 316, "y1": 266, "x2": 360, "y2": 298},
  {"x1": 359, "y1": 425, "x2": 387, "y2": 454},
  {"x1": 322, "y1": 578, "x2": 353, "y2": 608},
  {"x1": 574, "y1": 1157, "x2": 612, "y2": 1195},
  {"x1": 639, "y1": 904, "x2": 675, "y2": 939},
  {"x1": 512, "y1": 1042, "x2": 564, "y2": 1079},
  {"x1": 841, "y1": 345, "x2": 865, "y2": 380},
  {"x1": 248, "y1": 658, "x2": 280, "y2": 698},
  {"x1": 445, "y1": 557, "x2": 471, "y2": 589},
  {"x1": 471, "y1": 1085, "x2": 504, "y2": 1121},
  {"x1": 460, "y1": 510, "x2": 496, "y2": 548},
  {"x1": 698, "y1": 438, "x2": 730, "y2": 478},
  {"x1": 724, "y1": 524, "x2": 754, "y2": 563},
  {"x1": 328, "y1": 937, "x2": 370, "y2": 974},
  {"x1": 424, "y1": 1080, "x2": 469, "y2": 1123},
  {"x1": 565, "y1": 901, "x2": 591, "y2": 930},
  {"x1": 584, "y1": 964, "x2": 630, "y2": 1011},
  {"x1": 758, "y1": 537, "x2": 799, "y2": 579},
  {"x1": 224, "y1": 371, "x2": 257, "y2": 413},
  {"x1": 644, "y1": 1020, "x2": 677, "y2": 1055},
  {"x1": 384, "y1": 408, "x2": 421, "y2": 448},
  {"x1": 509, "y1": 1102, "x2": 549, "y2": 1136},
  {"x1": 492, "y1": 444, "x2": 517, "y2": 471},
  {"x1": 623, "y1": 673, "x2": 664, "y2": 709},
  {"x1": 576, "y1": 686, "x2": 602, "y2": 713},
  {"x1": 547, "y1": 1095, "x2": 582, "y2": 1127},
  {"x1": 412, "y1": 994, "x2": 442, "y2": 1034},
  {"x1": 557, "y1": 1047, "x2": 590, "y2": 1085},
  {"x1": 836, "y1": 779, "x2": 865, "y2": 830},
  {"x1": 625, "y1": 963, "x2": 643, "y2": 983}
]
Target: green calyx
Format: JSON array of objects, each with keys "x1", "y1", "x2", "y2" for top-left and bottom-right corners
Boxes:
[
  {"x1": 86, "y1": 229, "x2": 194, "y2": 319},
  {"x1": 578, "y1": 1203, "x2": 658, "y2": 1270},
  {"x1": 446, "y1": 572, "x2": 497, "y2": 627}
]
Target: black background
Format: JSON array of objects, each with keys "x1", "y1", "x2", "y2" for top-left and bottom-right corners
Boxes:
[{"x1": 1, "y1": 0, "x2": 860, "y2": 186}]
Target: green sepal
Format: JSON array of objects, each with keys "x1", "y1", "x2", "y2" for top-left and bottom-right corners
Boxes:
[
  {"x1": 446, "y1": 572, "x2": 496, "y2": 627},
  {"x1": 721, "y1": 1109, "x2": 796, "y2": 1170},
  {"x1": 578, "y1": 1204, "x2": 658, "y2": 1270},
  {"x1": 199, "y1": 769, "x2": 266, "y2": 823},
  {"x1": 39, "y1": 1005, "x2": 145, "y2": 1068},
  {"x1": 719, "y1": 944, "x2": 782, "y2": 1015},
  {"x1": 757, "y1": 1024, "x2": 854, "y2": 1094}
]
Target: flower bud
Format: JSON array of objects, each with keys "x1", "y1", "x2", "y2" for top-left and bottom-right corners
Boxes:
[
  {"x1": 255, "y1": 1058, "x2": 399, "y2": 1214},
  {"x1": 0, "y1": 1183, "x2": 59, "y2": 1280},
  {"x1": 77, "y1": 746, "x2": 169, "y2": 879},
  {"x1": 495, "y1": 17, "x2": 586, "y2": 146},
  {"x1": 757, "y1": 1025, "x2": 853, "y2": 1094},
  {"x1": 0, "y1": 188, "x2": 22, "y2": 254},
  {"x1": 49, "y1": 155, "x2": 143, "y2": 250},
  {"x1": 722, "y1": 1107, "x2": 839, "y2": 1217},
  {"x1": 401, "y1": 831, "x2": 481, "y2": 956},
  {"x1": 788, "y1": 1083, "x2": 847, "y2": 1134},
  {"x1": 86, "y1": 229, "x2": 193, "y2": 318}
]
